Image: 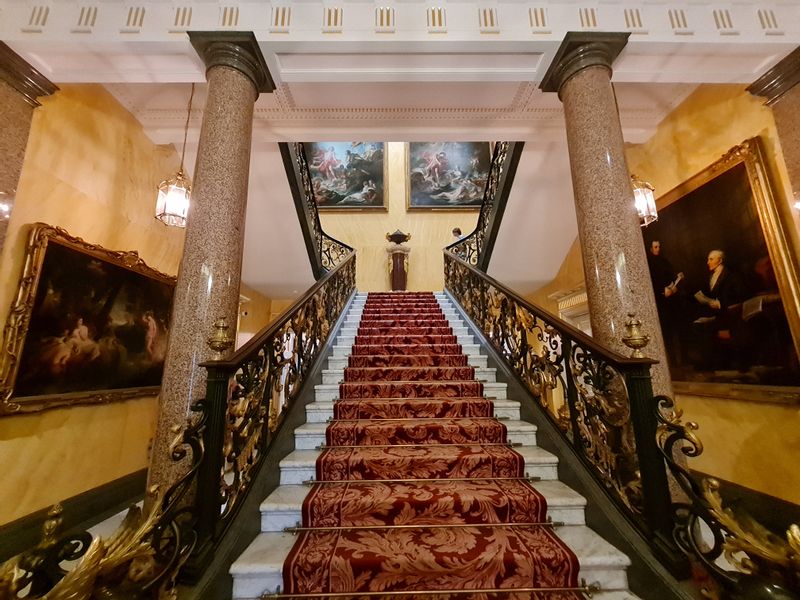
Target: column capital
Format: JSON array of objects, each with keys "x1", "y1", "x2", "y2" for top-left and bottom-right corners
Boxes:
[
  {"x1": 539, "y1": 32, "x2": 630, "y2": 98},
  {"x1": 747, "y1": 46, "x2": 800, "y2": 106},
  {"x1": 0, "y1": 42, "x2": 57, "y2": 107},
  {"x1": 188, "y1": 32, "x2": 275, "y2": 95}
]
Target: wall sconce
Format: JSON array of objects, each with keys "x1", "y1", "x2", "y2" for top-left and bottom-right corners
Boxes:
[
  {"x1": 631, "y1": 174, "x2": 657, "y2": 227},
  {"x1": 156, "y1": 83, "x2": 195, "y2": 228}
]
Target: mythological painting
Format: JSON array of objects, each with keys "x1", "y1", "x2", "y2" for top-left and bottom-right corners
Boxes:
[
  {"x1": 305, "y1": 142, "x2": 387, "y2": 210},
  {"x1": 0, "y1": 224, "x2": 176, "y2": 414},
  {"x1": 642, "y1": 138, "x2": 800, "y2": 400},
  {"x1": 407, "y1": 142, "x2": 491, "y2": 209}
]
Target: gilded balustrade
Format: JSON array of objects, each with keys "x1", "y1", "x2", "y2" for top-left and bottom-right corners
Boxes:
[
  {"x1": 196, "y1": 253, "x2": 356, "y2": 551},
  {"x1": 656, "y1": 396, "x2": 800, "y2": 598},
  {"x1": 0, "y1": 402, "x2": 207, "y2": 599},
  {"x1": 448, "y1": 142, "x2": 509, "y2": 267},
  {"x1": 444, "y1": 252, "x2": 648, "y2": 522},
  {"x1": 293, "y1": 142, "x2": 353, "y2": 273}
]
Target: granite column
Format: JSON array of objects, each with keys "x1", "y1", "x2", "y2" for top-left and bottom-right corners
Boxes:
[
  {"x1": 748, "y1": 47, "x2": 800, "y2": 275},
  {"x1": 541, "y1": 33, "x2": 672, "y2": 397},
  {"x1": 0, "y1": 43, "x2": 57, "y2": 253},
  {"x1": 148, "y1": 33, "x2": 273, "y2": 490}
]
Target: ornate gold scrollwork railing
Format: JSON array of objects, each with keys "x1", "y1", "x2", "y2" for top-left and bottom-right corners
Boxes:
[
  {"x1": 293, "y1": 142, "x2": 354, "y2": 274},
  {"x1": 444, "y1": 251, "x2": 679, "y2": 555},
  {"x1": 192, "y1": 252, "x2": 356, "y2": 558},
  {"x1": 447, "y1": 141, "x2": 523, "y2": 270},
  {"x1": 0, "y1": 402, "x2": 207, "y2": 599},
  {"x1": 656, "y1": 396, "x2": 800, "y2": 598}
]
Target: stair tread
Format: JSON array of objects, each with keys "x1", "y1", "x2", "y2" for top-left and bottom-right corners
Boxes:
[
  {"x1": 261, "y1": 479, "x2": 586, "y2": 513},
  {"x1": 308, "y1": 397, "x2": 520, "y2": 408},
  {"x1": 296, "y1": 418, "x2": 536, "y2": 435},
  {"x1": 281, "y1": 444, "x2": 558, "y2": 467},
  {"x1": 232, "y1": 524, "x2": 629, "y2": 573}
]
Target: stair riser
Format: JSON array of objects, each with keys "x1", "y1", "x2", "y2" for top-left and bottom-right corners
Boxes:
[
  {"x1": 314, "y1": 383, "x2": 506, "y2": 402},
  {"x1": 321, "y1": 368, "x2": 497, "y2": 384},
  {"x1": 339, "y1": 326, "x2": 471, "y2": 336},
  {"x1": 347, "y1": 310, "x2": 459, "y2": 318},
  {"x1": 326, "y1": 356, "x2": 489, "y2": 369},
  {"x1": 336, "y1": 335, "x2": 475, "y2": 346},
  {"x1": 293, "y1": 428, "x2": 536, "y2": 450},
  {"x1": 305, "y1": 401, "x2": 521, "y2": 422},
  {"x1": 261, "y1": 502, "x2": 583, "y2": 533},
  {"x1": 279, "y1": 460, "x2": 559, "y2": 485},
  {"x1": 332, "y1": 343, "x2": 483, "y2": 358}
]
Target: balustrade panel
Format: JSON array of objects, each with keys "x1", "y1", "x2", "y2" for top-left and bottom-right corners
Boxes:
[{"x1": 445, "y1": 252, "x2": 648, "y2": 526}]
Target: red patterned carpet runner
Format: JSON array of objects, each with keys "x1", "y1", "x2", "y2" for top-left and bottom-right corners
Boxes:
[{"x1": 283, "y1": 292, "x2": 581, "y2": 599}]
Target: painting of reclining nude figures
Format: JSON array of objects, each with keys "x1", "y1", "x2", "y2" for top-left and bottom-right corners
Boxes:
[
  {"x1": 642, "y1": 138, "x2": 800, "y2": 394},
  {"x1": 0, "y1": 224, "x2": 175, "y2": 411},
  {"x1": 407, "y1": 142, "x2": 492, "y2": 209},
  {"x1": 305, "y1": 142, "x2": 386, "y2": 210}
]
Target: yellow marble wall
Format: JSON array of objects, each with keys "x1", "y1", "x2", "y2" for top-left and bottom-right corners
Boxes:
[
  {"x1": 321, "y1": 142, "x2": 479, "y2": 292},
  {"x1": 0, "y1": 85, "x2": 185, "y2": 525},
  {"x1": 625, "y1": 84, "x2": 800, "y2": 505}
]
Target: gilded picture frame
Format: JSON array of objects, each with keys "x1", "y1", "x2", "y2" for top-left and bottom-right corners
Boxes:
[
  {"x1": 642, "y1": 137, "x2": 800, "y2": 404},
  {"x1": 304, "y1": 142, "x2": 388, "y2": 211},
  {"x1": 0, "y1": 223, "x2": 177, "y2": 415},
  {"x1": 406, "y1": 142, "x2": 492, "y2": 210}
]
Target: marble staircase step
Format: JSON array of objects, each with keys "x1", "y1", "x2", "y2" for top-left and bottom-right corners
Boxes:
[
  {"x1": 293, "y1": 418, "x2": 537, "y2": 449},
  {"x1": 305, "y1": 397, "x2": 522, "y2": 423},
  {"x1": 278, "y1": 445, "x2": 560, "y2": 485},
  {"x1": 332, "y1": 342, "x2": 484, "y2": 358},
  {"x1": 314, "y1": 381, "x2": 507, "y2": 402},
  {"x1": 326, "y1": 354, "x2": 489, "y2": 370},
  {"x1": 320, "y1": 366, "x2": 497, "y2": 384},
  {"x1": 230, "y1": 524, "x2": 631, "y2": 600},
  {"x1": 259, "y1": 478, "x2": 586, "y2": 533}
]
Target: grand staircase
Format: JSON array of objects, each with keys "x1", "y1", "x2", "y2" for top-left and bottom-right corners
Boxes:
[{"x1": 230, "y1": 292, "x2": 642, "y2": 599}]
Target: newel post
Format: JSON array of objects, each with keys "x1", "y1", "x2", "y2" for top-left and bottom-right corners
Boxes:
[{"x1": 624, "y1": 362, "x2": 691, "y2": 578}]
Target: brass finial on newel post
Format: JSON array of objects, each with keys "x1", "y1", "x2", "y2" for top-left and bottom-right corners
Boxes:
[
  {"x1": 207, "y1": 317, "x2": 234, "y2": 359},
  {"x1": 622, "y1": 312, "x2": 650, "y2": 358}
]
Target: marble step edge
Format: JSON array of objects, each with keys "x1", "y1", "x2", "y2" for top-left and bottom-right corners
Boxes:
[
  {"x1": 326, "y1": 355, "x2": 489, "y2": 369},
  {"x1": 293, "y1": 418, "x2": 537, "y2": 449},
  {"x1": 278, "y1": 445, "x2": 560, "y2": 484},
  {"x1": 314, "y1": 382, "x2": 507, "y2": 402},
  {"x1": 336, "y1": 335, "x2": 475, "y2": 346},
  {"x1": 259, "y1": 478, "x2": 588, "y2": 532},
  {"x1": 347, "y1": 311, "x2": 460, "y2": 319},
  {"x1": 229, "y1": 524, "x2": 631, "y2": 599},
  {"x1": 332, "y1": 343, "x2": 483, "y2": 357},
  {"x1": 339, "y1": 326, "x2": 472, "y2": 336},
  {"x1": 305, "y1": 398, "x2": 522, "y2": 422},
  {"x1": 321, "y1": 367, "x2": 497, "y2": 384}
]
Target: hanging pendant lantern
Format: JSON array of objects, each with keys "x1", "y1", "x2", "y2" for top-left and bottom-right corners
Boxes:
[
  {"x1": 156, "y1": 83, "x2": 195, "y2": 228},
  {"x1": 631, "y1": 174, "x2": 657, "y2": 227}
]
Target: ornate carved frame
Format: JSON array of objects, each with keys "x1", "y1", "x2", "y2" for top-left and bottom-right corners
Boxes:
[
  {"x1": 0, "y1": 223, "x2": 176, "y2": 415},
  {"x1": 655, "y1": 137, "x2": 800, "y2": 404}
]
